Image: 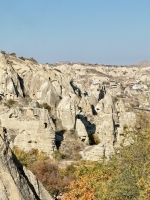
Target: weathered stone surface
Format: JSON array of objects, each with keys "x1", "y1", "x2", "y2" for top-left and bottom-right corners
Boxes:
[
  {"x1": 57, "y1": 96, "x2": 77, "y2": 130},
  {"x1": 37, "y1": 109, "x2": 56, "y2": 154},
  {"x1": 0, "y1": 127, "x2": 52, "y2": 200},
  {"x1": 76, "y1": 118, "x2": 88, "y2": 143},
  {"x1": 0, "y1": 107, "x2": 55, "y2": 155},
  {"x1": 2, "y1": 53, "x2": 149, "y2": 162},
  {"x1": 80, "y1": 144, "x2": 104, "y2": 161}
]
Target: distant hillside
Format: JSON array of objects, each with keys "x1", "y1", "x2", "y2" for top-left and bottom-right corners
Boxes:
[{"x1": 136, "y1": 60, "x2": 150, "y2": 66}]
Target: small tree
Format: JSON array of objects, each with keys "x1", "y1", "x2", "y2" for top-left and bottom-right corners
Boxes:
[
  {"x1": 40, "y1": 103, "x2": 51, "y2": 112},
  {"x1": 1, "y1": 50, "x2": 6, "y2": 55}
]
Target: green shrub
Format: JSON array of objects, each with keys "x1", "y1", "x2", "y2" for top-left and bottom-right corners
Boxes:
[
  {"x1": 4, "y1": 99, "x2": 16, "y2": 108},
  {"x1": 7, "y1": 99, "x2": 15, "y2": 105},
  {"x1": 29, "y1": 57, "x2": 38, "y2": 64},
  {"x1": 52, "y1": 150, "x2": 66, "y2": 160},
  {"x1": 89, "y1": 133, "x2": 100, "y2": 145},
  {"x1": 12, "y1": 147, "x2": 49, "y2": 168},
  {"x1": 19, "y1": 56, "x2": 25, "y2": 61},
  {"x1": 93, "y1": 134, "x2": 100, "y2": 144},
  {"x1": 123, "y1": 124, "x2": 128, "y2": 130},
  {"x1": 9, "y1": 53, "x2": 16, "y2": 56},
  {"x1": 1, "y1": 50, "x2": 6, "y2": 55},
  {"x1": 40, "y1": 102, "x2": 51, "y2": 112}
]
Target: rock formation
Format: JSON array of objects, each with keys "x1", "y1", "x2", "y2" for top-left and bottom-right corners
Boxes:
[
  {"x1": 1, "y1": 52, "x2": 149, "y2": 161},
  {"x1": 0, "y1": 126, "x2": 52, "y2": 200}
]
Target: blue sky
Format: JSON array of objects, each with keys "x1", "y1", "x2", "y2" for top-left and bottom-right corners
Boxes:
[{"x1": 0, "y1": 0, "x2": 150, "y2": 65}]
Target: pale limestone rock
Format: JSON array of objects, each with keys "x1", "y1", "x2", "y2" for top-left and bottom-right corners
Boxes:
[
  {"x1": 88, "y1": 87, "x2": 99, "y2": 101},
  {"x1": 140, "y1": 75, "x2": 147, "y2": 83},
  {"x1": 37, "y1": 109, "x2": 56, "y2": 154},
  {"x1": 88, "y1": 93, "x2": 98, "y2": 106},
  {"x1": 78, "y1": 96, "x2": 92, "y2": 115},
  {"x1": 94, "y1": 114, "x2": 114, "y2": 144},
  {"x1": 6, "y1": 55, "x2": 31, "y2": 76},
  {"x1": 30, "y1": 100, "x2": 40, "y2": 108},
  {"x1": 123, "y1": 135, "x2": 135, "y2": 147},
  {"x1": 81, "y1": 144, "x2": 104, "y2": 161},
  {"x1": 0, "y1": 127, "x2": 52, "y2": 200},
  {"x1": 0, "y1": 54, "x2": 23, "y2": 99},
  {"x1": 38, "y1": 81, "x2": 49, "y2": 101},
  {"x1": 115, "y1": 99, "x2": 126, "y2": 113},
  {"x1": 115, "y1": 112, "x2": 136, "y2": 147},
  {"x1": 0, "y1": 53, "x2": 144, "y2": 161},
  {"x1": 82, "y1": 94, "x2": 116, "y2": 160},
  {"x1": 0, "y1": 53, "x2": 7, "y2": 69},
  {"x1": 76, "y1": 119, "x2": 88, "y2": 143},
  {"x1": 23, "y1": 167, "x2": 53, "y2": 200},
  {"x1": 45, "y1": 89, "x2": 60, "y2": 107},
  {"x1": 119, "y1": 112, "x2": 136, "y2": 127},
  {"x1": 52, "y1": 80, "x2": 62, "y2": 96},
  {"x1": 0, "y1": 108, "x2": 56, "y2": 155},
  {"x1": 0, "y1": 65, "x2": 22, "y2": 99},
  {"x1": 68, "y1": 92, "x2": 80, "y2": 105},
  {"x1": 14, "y1": 130, "x2": 37, "y2": 152},
  {"x1": 57, "y1": 96, "x2": 77, "y2": 130},
  {"x1": 124, "y1": 86, "x2": 132, "y2": 96}
]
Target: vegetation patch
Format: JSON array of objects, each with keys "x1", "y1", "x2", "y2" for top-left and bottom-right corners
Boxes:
[
  {"x1": 52, "y1": 150, "x2": 66, "y2": 160},
  {"x1": 40, "y1": 102, "x2": 51, "y2": 112},
  {"x1": 12, "y1": 147, "x2": 49, "y2": 168},
  {"x1": 63, "y1": 130, "x2": 150, "y2": 199},
  {"x1": 4, "y1": 99, "x2": 16, "y2": 108}
]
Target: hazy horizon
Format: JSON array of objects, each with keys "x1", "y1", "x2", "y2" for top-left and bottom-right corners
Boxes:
[{"x1": 1, "y1": 0, "x2": 150, "y2": 65}]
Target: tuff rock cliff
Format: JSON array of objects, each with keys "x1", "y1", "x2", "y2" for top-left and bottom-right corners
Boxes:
[
  {"x1": 1, "y1": 52, "x2": 150, "y2": 161},
  {"x1": 0, "y1": 126, "x2": 52, "y2": 200}
]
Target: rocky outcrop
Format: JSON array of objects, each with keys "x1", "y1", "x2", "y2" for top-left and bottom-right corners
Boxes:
[
  {"x1": 57, "y1": 96, "x2": 77, "y2": 130},
  {"x1": 0, "y1": 106, "x2": 55, "y2": 155},
  {"x1": 76, "y1": 118, "x2": 89, "y2": 143},
  {"x1": 0, "y1": 127, "x2": 52, "y2": 200},
  {"x1": 37, "y1": 109, "x2": 56, "y2": 154},
  {"x1": 0, "y1": 53, "x2": 146, "y2": 161},
  {"x1": 81, "y1": 94, "x2": 115, "y2": 160},
  {"x1": 0, "y1": 54, "x2": 23, "y2": 100}
]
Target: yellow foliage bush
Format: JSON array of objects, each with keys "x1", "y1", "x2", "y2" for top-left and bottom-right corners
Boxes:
[
  {"x1": 63, "y1": 176, "x2": 96, "y2": 200},
  {"x1": 12, "y1": 147, "x2": 49, "y2": 168}
]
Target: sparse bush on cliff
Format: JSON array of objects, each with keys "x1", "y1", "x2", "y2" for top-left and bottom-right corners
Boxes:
[
  {"x1": 7, "y1": 99, "x2": 15, "y2": 105},
  {"x1": 29, "y1": 57, "x2": 38, "y2": 64},
  {"x1": 40, "y1": 102, "x2": 51, "y2": 112},
  {"x1": 9, "y1": 52, "x2": 16, "y2": 57},
  {"x1": 19, "y1": 56, "x2": 25, "y2": 61},
  {"x1": 31, "y1": 160, "x2": 75, "y2": 196},
  {"x1": 89, "y1": 133, "x2": 100, "y2": 145},
  {"x1": 12, "y1": 147, "x2": 48, "y2": 168},
  {"x1": 52, "y1": 150, "x2": 66, "y2": 160},
  {"x1": 4, "y1": 99, "x2": 16, "y2": 108},
  {"x1": 13, "y1": 147, "x2": 74, "y2": 195},
  {"x1": 1, "y1": 50, "x2": 6, "y2": 55}
]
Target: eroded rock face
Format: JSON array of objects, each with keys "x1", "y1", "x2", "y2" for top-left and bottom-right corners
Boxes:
[
  {"x1": 37, "y1": 109, "x2": 56, "y2": 154},
  {"x1": 81, "y1": 94, "x2": 115, "y2": 160},
  {"x1": 57, "y1": 96, "x2": 77, "y2": 130},
  {"x1": 0, "y1": 53, "x2": 146, "y2": 161},
  {"x1": 76, "y1": 118, "x2": 88, "y2": 143},
  {"x1": 0, "y1": 107, "x2": 55, "y2": 155},
  {"x1": 0, "y1": 127, "x2": 52, "y2": 200},
  {"x1": 0, "y1": 54, "x2": 23, "y2": 100}
]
